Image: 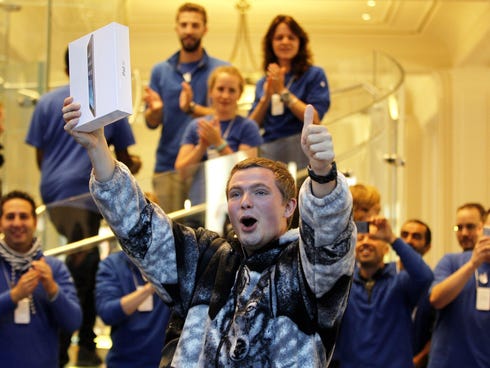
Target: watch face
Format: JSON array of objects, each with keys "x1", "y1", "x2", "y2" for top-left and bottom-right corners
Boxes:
[{"x1": 281, "y1": 92, "x2": 290, "y2": 104}]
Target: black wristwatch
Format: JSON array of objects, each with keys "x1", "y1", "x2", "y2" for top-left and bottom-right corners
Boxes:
[
  {"x1": 307, "y1": 161, "x2": 337, "y2": 184},
  {"x1": 280, "y1": 90, "x2": 291, "y2": 106}
]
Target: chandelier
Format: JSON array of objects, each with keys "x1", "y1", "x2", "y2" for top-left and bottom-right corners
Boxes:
[{"x1": 229, "y1": 0, "x2": 261, "y2": 113}]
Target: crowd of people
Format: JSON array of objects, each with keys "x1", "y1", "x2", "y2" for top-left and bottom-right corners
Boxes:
[{"x1": 0, "y1": 2, "x2": 488, "y2": 368}]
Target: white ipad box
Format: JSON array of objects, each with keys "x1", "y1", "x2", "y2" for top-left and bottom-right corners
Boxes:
[{"x1": 68, "y1": 22, "x2": 132, "y2": 132}]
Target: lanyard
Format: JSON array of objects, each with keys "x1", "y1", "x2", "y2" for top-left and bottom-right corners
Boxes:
[{"x1": 222, "y1": 117, "x2": 236, "y2": 140}]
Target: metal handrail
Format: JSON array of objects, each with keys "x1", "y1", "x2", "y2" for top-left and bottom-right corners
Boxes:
[{"x1": 43, "y1": 203, "x2": 207, "y2": 257}]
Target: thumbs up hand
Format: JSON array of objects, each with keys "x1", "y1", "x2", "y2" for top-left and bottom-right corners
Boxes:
[{"x1": 301, "y1": 104, "x2": 335, "y2": 174}]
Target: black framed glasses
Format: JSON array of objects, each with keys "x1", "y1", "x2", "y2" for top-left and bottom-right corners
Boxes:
[{"x1": 453, "y1": 223, "x2": 478, "y2": 232}]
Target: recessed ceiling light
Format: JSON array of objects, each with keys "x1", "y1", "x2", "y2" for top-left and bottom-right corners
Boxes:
[
  {"x1": 367, "y1": 0, "x2": 376, "y2": 7},
  {"x1": 362, "y1": 13, "x2": 371, "y2": 21}
]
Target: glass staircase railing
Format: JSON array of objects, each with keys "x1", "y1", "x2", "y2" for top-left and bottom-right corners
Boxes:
[{"x1": 35, "y1": 50, "x2": 405, "y2": 254}]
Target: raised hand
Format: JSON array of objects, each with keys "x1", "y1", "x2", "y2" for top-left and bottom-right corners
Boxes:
[
  {"x1": 266, "y1": 63, "x2": 286, "y2": 93},
  {"x1": 32, "y1": 257, "x2": 59, "y2": 298},
  {"x1": 180, "y1": 82, "x2": 194, "y2": 113},
  {"x1": 62, "y1": 96, "x2": 116, "y2": 182},
  {"x1": 10, "y1": 268, "x2": 40, "y2": 303},
  {"x1": 143, "y1": 86, "x2": 163, "y2": 112},
  {"x1": 301, "y1": 104, "x2": 334, "y2": 173},
  {"x1": 197, "y1": 116, "x2": 222, "y2": 147},
  {"x1": 62, "y1": 97, "x2": 105, "y2": 151}
]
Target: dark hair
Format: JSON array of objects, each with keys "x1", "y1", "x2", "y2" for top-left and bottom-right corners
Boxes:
[
  {"x1": 177, "y1": 2, "x2": 207, "y2": 25},
  {"x1": 403, "y1": 219, "x2": 432, "y2": 245},
  {"x1": 0, "y1": 190, "x2": 37, "y2": 218},
  {"x1": 262, "y1": 15, "x2": 312, "y2": 77},
  {"x1": 457, "y1": 202, "x2": 486, "y2": 223}
]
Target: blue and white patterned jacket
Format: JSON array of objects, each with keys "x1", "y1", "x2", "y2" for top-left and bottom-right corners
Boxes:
[{"x1": 90, "y1": 162, "x2": 355, "y2": 367}]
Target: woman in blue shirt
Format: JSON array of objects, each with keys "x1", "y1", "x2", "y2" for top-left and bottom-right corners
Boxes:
[{"x1": 175, "y1": 65, "x2": 262, "y2": 210}]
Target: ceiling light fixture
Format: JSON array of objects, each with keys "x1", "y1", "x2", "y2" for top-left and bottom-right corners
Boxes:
[{"x1": 229, "y1": 0, "x2": 261, "y2": 112}]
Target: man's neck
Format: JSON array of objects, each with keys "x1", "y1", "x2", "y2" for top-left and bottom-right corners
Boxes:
[
  {"x1": 359, "y1": 264, "x2": 383, "y2": 280},
  {"x1": 179, "y1": 47, "x2": 204, "y2": 64}
]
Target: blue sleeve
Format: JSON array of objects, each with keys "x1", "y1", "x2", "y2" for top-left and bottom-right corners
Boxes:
[
  {"x1": 180, "y1": 119, "x2": 199, "y2": 146},
  {"x1": 149, "y1": 63, "x2": 162, "y2": 92},
  {"x1": 392, "y1": 238, "x2": 434, "y2": 303},
  {"x1": 304, "y1": 66, "x2": 330, "y2": 119},
  {"x1": 25, "y1": 95, "x2": 51, "y2": 148},
  {"x1": 432, "y1": 254, "x2": 459, "y2": 286},
  {"x1": 248, "y1": 77, "x2": 266, "y2": 115},
  {"x1": 105, "y1": 117, "x2": 136, "y2": 151},
  {"x1": 47, "y1": 257, "x2": 82, "y2": 333},
  {"x1": 0, "y1": 289, "x2": 16, "y2": 314},
  {"x1": 239, "y1": 118, "x2": 263, "y2": 147},
  {"x1": 95, "y1": 255, "x2": 129, "y2": 326}
]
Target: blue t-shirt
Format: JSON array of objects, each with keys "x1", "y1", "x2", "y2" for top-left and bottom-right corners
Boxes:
[
  {"x1": 25, "y1": 84, "x2": 136, "y2": 204},
  {"x1": 149, "y1": 50, "x2": 229, "y2": 172},
  {"x1": 180, "y1": 115, "x2": 262, "y2": 205},
  {"x1": 180, "y1": 115, "x2": 263, "y2": 160},
  {"x1": 428, "y1": 251, "x2": 490, "y2": 368},
  {"x1": 96, "y1": 251, "x2": 171, "y2": 368},
  {"x1": 249, "y1": 65, "x2": 330, "y2": 142}
]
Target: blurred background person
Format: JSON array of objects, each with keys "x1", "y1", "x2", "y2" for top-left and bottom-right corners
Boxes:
[
  {"x1": 144, "y1": 2, "x2": 228, "y2": 213},
  {"x1": 248, "y1": 14, "x2": 330, "y2": 167},
  {"x1": 428, "y1": 207, "x2": 490, "y2": 368},
  {"x1": 175, "y1": 65, "x2": 262, "y2": 220},
  {"x1": 453, "y1": 202, "x2": 486, "y2": 251},
  {"x1": 330, "y1": 217, "x2": 433, "y2": 368},
  {"x1": 96, "y1": 250, "x2": 171, "y2": 368},
  {"x1": 0, "y1": 190, "x2": 81, "y2": 367},
  {"x1": 350, "y1": 183, "x2": 381, "y2": 222},
  {"x1": 400, "y1": 219, "x2": 434, "y2": 368}
]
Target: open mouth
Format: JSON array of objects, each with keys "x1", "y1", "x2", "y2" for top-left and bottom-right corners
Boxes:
[{"x1": 240, "y1": 216, "x2": 257, "y2": 230}]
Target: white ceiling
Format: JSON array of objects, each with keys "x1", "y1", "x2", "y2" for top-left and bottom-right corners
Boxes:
[{"x1": 3, "y1": 0, "x2": 490, "y2": 83}]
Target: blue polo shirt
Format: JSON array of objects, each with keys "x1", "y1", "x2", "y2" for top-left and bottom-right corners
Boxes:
[
  {"x1": 25, "y1": 85, "x2": 136, "y2": 204},
  {"x1": 249, "y1": 65, "x2": 330, "y2": 142},
  {"x1": 148, "y1": 50, "x2": 228, "y2": 172}
]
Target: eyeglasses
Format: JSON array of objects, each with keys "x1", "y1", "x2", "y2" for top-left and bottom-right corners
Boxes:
[{"x1": 453, "y1": 223, "x2": 478, "y2": 232}]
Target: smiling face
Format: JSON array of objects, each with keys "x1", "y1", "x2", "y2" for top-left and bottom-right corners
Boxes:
[
  {"x1": 271, "y1": 22, "x2": 300, "y2": 66},
  {"x1": 0, "y1": 197, "x2": 37, "y2": 253},
  {"x1": 175, "y1": 11, "x2": 207, "y2": 53},
  {"x1": 355, "y1": 233, "x2": 388, "y2": 271},
  {"x1": 227, "y1": 167, "x2": 296, "y2": 256},
  {"x1": 209, "y1": 71, "x2": 243, "y2": 119}
]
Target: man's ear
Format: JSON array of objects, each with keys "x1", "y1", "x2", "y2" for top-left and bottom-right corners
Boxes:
[{"x1": 284, "y1": 198, "x2": 297, "y2": 219}]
